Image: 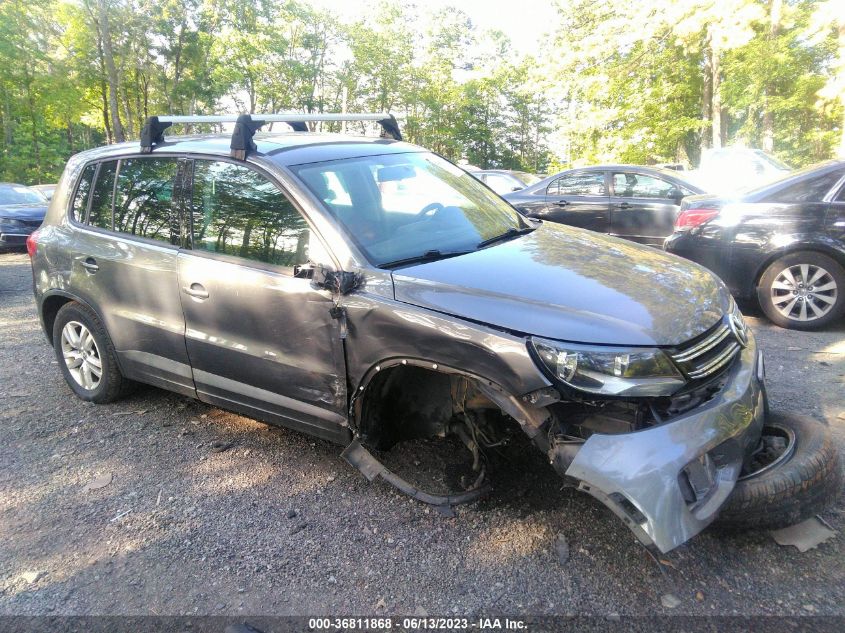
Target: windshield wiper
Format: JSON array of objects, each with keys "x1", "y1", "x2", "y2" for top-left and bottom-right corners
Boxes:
[
  {"x1": 476, "y1": 226, "x2": 536, "y2": 249},
  {"x1": 378, "y1": 249, "x2": 473, "y2": 270}
]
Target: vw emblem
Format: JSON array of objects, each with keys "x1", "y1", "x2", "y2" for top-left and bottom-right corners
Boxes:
[{"x1": 729, "y1": 313, "x2": 748, "y2": 348}]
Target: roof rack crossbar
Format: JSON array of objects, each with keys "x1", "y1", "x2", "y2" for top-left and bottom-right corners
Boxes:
[{"x1": 138, "y1": 112, "x2": 402, "y2": 158}]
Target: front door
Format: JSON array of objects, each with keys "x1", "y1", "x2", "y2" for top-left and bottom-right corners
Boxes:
[
  {"x1": 177, "y1": 158, "x2": 349, "y2": 443},
  {"x1": 609, "y1": 171, "x2": 686, "y2": 245},
  {"x1": 533, "y1": 170, "x2": 610, "y2": 233}
]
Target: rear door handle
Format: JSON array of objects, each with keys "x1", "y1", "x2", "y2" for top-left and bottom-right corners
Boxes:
[
  {"x1": 553, "y1": 200, "x2": 569, "y2": 207},
  {"x1": 616, "y1": 202, "x2": 633, "y2": 209},
  {"x1": 81, "y1": 257, "x2": 99, "y2": 273},
  {"x1": 182, "y1": 283, "x2": 209, "y2": 300}
]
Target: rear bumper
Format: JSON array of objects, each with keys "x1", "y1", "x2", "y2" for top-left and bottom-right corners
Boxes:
[
  {"x1": 563, "y1": 331, "x2": 766, "y2": 553},
  {"x1": 0, "y1": 232, "x2": 30, "y2": 247}
]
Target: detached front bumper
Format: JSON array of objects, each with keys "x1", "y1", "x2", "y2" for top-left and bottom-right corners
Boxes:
[{"x1": 563, "y1": 332, "x2": 766, "y2": 553}]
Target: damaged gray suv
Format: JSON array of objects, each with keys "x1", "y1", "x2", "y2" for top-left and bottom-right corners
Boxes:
[{"x1": 29, "y1": 113, "x2": 841, "y2": 553}]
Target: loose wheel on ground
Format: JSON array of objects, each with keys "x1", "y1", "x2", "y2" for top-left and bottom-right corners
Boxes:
[{"x1": 716, "y1": 411, "x2": 843, "y2": 531}]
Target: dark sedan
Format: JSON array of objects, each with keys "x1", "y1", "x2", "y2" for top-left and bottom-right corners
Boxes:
[
  {"x1": 665, "y1": 160, "x2": 845, "y2": 330},
  {"x1": 0, "y1": 183, "x2": 49, "y2": 251},
  {"x1": 503, "y1": 165, "x2": 705, "y2": 246},
  {"x1": 472, "y1": 169, "x2": 541, "y2": 195}
]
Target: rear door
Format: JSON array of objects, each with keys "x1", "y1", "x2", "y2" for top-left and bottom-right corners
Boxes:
[
  {"x1": 177, "y1": 158, "x2": 348, "y2": 443},
  {"x1": 532, "y1": 171, "x2": 610, "y2": 233},
  {"x1": 609, "y1": 171, "x2": 688, "y2": 245},
  {"x1": 69, "y1": 156, "x2": 194, "y2": 395}
]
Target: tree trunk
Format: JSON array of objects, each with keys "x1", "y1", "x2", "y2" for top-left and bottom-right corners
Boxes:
[
  {"x1": 838, "y1": 22, "x2": 845, "y2": 158},
  {"x1": 700, "y1": 42, "x2": 713, "y2": 158},
  {"x1": 711, "y1": 39, "x2": 723, "y2": 149},
  {"x1": 24, "y1": 68, "x2": 42, "y2": 178},
  {"x1": 762, "y1": 0, "x2": 783, "y2": 153},
  {"x1": 97, "y1": 0, "x2": 125, "y2": 142}
]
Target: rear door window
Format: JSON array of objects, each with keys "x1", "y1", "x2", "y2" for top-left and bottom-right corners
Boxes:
[
  {"x1": 112, "y1": 157, "x2": 180, "y2": 244},
  {"x1": 190, "y1": 160, "x2": 311, "y2": 269},
  {"x1": 88, "y1": 161, "x2": 117, "y2": 230},
  {"x1": 612, "y1": 172, "x2": 676, "y2": 198}
]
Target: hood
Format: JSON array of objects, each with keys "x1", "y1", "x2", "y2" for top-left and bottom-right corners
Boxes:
[
  {"x1": 391, "y1": 223, "x2": 730, "y2": 346},
  {"x1": 0, "y1": 203, "x2": 48, "y2": 221}
]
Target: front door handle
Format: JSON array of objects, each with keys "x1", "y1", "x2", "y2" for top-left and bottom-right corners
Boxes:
[
  {"x1": 553, "y1": 200, "x2": 569, "y2": 207},
  {"x1": 182, "y1": 283, "x2": 209, "y2": 300},
  {"x1": 616, "y1": 202, "x2": 633, "y2": 209},
  {"x1": 81, "y1": 257, "x2": 99, "y2": 273}
]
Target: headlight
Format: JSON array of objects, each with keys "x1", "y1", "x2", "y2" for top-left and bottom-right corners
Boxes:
[{"x1": 530, "y1": 337, "x2": 685, "y2": 397}]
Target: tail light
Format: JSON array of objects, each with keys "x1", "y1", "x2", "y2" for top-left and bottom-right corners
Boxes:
[
  {"x1": 26, "y1": 228, "x2": 41, "y2": 258},
  {"x1": 674, "y1": 208, "x2": 720, "y2": 231}
]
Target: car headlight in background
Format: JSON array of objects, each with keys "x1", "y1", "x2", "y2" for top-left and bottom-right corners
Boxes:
[{"x1": 531, "y1": 337, "x2": 686, "y2": 397}]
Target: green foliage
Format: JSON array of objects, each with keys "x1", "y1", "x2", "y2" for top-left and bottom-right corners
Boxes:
[{"x1": 0, "y1": 0, "x2": 841, "y2": 184}]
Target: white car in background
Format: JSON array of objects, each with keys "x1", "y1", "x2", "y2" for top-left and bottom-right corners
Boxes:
[{"x1": 687, "y1": 147, "x2": 792, "y2": 194}]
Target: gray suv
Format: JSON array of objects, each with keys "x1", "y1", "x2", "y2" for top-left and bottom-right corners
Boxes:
[{"x1": 28, "y1": 114, "x2": 840, "y2": 554}]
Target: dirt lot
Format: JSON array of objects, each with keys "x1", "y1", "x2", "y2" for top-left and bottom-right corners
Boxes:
[{"x1": 1, "y1": 250, "x2": 844, "y2": 618}]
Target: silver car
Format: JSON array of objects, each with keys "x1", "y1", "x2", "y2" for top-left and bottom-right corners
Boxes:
[{"x1": 27, "y1": 114, "x2": 840, "y2": 554}]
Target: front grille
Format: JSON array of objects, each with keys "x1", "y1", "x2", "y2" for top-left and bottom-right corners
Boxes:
[{"x1": 670, "y1": 319, "x2": 741, "y2": 381}]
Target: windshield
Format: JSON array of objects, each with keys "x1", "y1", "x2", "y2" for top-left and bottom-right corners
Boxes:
[
  {"x1": 0, "y1": 185, "x2": 46, "y2": 205},
  {"x1": 753, "y1": 150, "x2": 791, "y2": 171},
  {"x1": 292, "y1": 152, "x2": 526, "y2": 267}
]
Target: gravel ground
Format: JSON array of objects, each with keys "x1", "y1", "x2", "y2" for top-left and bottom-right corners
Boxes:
[{"x1": 1, "y1": 250, "x2": 844, "y2": 618}]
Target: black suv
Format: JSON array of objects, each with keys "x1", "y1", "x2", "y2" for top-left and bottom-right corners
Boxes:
[{"x1": 26, "y1": 113, "x2": 841, "y2": 554}]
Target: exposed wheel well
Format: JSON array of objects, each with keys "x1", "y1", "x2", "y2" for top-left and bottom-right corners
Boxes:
[
  {"x1": 354, "y1": 364, "x2": 506, "y2": 451},
  {"x1": 41, "y1": 295, "x2": 75, "y2": 346}
]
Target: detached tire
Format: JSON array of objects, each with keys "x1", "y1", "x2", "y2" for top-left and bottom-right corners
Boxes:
[
  {"x1": 53, "y1": 301, "x2": 134, "y2": 403},
  {"x1": 716, "y1": 412, "x2": 843, "y2": 531}
]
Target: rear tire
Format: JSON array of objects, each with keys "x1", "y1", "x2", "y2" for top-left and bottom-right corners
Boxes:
[
  {"x1": 757, "y1": 251, "x2": 845, "y2": 330},
  {"x1": 715, "y1": 411, "x2": 843, "y2": 531},
  {"x1": 53, "y1": 301, "x2": 134, "y2": 403}
]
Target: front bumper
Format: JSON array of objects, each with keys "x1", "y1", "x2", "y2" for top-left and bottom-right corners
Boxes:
[{"x1": 562, "y1": 331, "x2": 766, "y2": 553}]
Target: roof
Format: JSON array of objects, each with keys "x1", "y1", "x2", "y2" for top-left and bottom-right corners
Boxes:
[{"x1": 73, "y1": 132, "x2": 425, "y2": 167}]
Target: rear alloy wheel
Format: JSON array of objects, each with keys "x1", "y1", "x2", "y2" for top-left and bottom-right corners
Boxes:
[
  {"x1": 61, "y1": 321, "x2": 103, "y2": 391},
  {"x1": 53, "y1": 301, "x2": 134, "y2": 403},
  {"x1": 758, "y1": 252, "x2": 845, "y2": 330}
]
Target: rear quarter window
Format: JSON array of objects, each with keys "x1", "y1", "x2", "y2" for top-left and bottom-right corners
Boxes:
[
  {"x1": 70, "y1": 163, "x2": 97, "y2": 222},
  {"x1": 88, "y1": 161, "x2": 117, "y2": 230}
]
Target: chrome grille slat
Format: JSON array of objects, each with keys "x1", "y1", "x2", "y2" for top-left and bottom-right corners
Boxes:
[
  {"x1": 670, "y1": 317, "x2": 743, "y2": 382},
  {"x1": 686, "y1": 342, "x2": 740, "y2": 379},
  {"x1": 671, "y1": 324, "x2": 731, "y2": 362}
]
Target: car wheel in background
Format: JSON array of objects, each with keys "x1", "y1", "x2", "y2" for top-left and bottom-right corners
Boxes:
[
  {"x1": 757, "y1": 251, "x2": 845, "y2": 330},
  {"x1": 53, "y1": 301, "x2": 134, "y2": 403}
]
